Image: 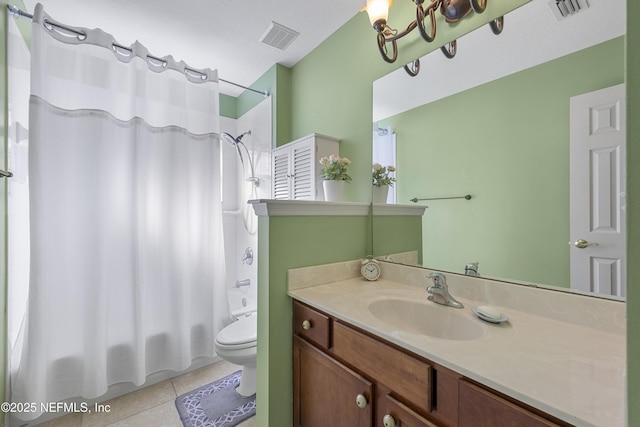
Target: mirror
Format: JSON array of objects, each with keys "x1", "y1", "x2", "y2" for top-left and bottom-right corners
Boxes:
[{"x1": 372, "y1": 0, "x2": 626, "y2": 299}]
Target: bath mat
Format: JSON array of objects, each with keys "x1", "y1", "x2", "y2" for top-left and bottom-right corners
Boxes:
[{"x1": 175, "y1": 370, "x2": 256, "y2": 427}]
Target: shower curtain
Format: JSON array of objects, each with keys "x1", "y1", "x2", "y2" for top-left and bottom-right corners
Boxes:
[{"x1": 11, "y1": 5, "x2": 227, "y2": 417}]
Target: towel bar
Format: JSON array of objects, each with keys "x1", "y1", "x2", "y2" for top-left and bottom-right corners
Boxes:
[{"x1": 410, "y1": 194, "x2": 471, "y2": 203}]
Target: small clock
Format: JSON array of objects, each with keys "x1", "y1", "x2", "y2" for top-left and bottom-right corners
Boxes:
[{"x1": 361, "y1": 258, "x2": 381, "y2": 281}]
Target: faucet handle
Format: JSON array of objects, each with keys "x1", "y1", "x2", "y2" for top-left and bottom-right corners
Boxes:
[
  {"x1": 465, "y1": 262, "x2": 479, "y2": 276},
  {"x1": 428, "y1": 272, "x2": 447, "y2": 287}
]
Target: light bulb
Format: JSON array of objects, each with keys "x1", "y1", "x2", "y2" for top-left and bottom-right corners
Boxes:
[{"x1": 362, "y1": 0, "x2": 392, "y2": 28}]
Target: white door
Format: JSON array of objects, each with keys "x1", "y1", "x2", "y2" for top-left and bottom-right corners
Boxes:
[{"x1": 569, "y1": 84, "x2": 626, "y2": 297}]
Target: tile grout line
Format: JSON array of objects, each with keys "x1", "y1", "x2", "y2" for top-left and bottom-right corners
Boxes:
[
  {"x1": 81, "y1": 380, "x2": 178, "y2": 427},
  {"x1": 103, "y1": 400, "x2": 177, "y2": 427}
]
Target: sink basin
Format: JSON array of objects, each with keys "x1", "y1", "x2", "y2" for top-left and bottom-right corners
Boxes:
[{"x1": 368, "y1": 298, "x2": 485, "y2": 341}]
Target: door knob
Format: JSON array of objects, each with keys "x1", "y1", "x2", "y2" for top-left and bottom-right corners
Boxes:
[{"x1": 574, "y1": 239, "x2": 599, "y2": 249}]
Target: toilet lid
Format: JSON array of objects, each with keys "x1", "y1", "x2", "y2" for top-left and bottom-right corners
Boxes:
[{"x1": 217, "y1": 314, "x2": 257, "y2": 346}]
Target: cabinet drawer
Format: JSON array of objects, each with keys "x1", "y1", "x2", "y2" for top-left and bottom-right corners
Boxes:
[
  {"x1": 333, "y1": 321, "x2": 432, "y2": 414},
  {"x1": 459, "y1": 380, "x2": 568, "y2": 427},
  {"x1": 293, "y1": 300, "x2": 331, "y2": 349},
  {"x1": 378, "y1": 394, "x2": 439, "y2": 427}
]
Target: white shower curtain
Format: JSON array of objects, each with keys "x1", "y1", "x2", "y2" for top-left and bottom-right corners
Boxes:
[{"x1": 11, "y1": 4, "x2": 228, "y2": 417}]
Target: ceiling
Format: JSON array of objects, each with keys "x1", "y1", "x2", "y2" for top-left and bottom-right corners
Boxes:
[{"x1": 22, "y1": 0, "x2": 364, "y2": 96}]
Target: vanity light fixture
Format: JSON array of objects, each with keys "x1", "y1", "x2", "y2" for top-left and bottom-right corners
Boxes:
[{"x1": 361, "y1": 0, "x2": 504, "y2": 65}]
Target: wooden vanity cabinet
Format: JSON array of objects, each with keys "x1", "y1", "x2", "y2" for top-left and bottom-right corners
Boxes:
[
  {"x1": 293, "y1": 300, "x2": 448, "y2": 427},
  {"x1": 292, "y1": 300, "x2": 572, "y2": 427}
]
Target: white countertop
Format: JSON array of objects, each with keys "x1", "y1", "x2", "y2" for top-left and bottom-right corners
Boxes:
[{"x1": 289, "y1": 277, "x2": 625, "y2": 427}]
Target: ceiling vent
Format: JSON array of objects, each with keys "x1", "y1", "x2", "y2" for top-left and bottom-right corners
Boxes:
[
  {"x1": 548, "y1": 0, "x2": 590, "y2": 21},
  {"x1": 259, "y1": 22, "x2": 300, "y2": 50}
]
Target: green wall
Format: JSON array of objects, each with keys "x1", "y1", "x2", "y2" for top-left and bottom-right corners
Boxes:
[
  {"x1": 256, "y1": 215, "x2": 370, "y2": 426},
  {"x1": 382, "y1": 37, "x2": 623, "y2": 287},
  {"x1": 289, "y1": 0, "x2": 529, "y2": 202},
  {"x1": 219, "y1": 93, "x2": 237, "y2": 119},
  {"x1": 372, "y1": 216, "x2": 423, "y2": 261},
  {"x1": 225, "y1": 64, "x2": 292, "y2": 149}
]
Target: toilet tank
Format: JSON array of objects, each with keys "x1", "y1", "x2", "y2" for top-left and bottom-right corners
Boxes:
[{"x1": 227, "y1": 288, "x2": 257, "y2": 319}]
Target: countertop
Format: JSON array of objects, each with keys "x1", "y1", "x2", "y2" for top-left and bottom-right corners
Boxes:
[{"x1": 289, "y1": 277, "x2": 625, "y2": 427}]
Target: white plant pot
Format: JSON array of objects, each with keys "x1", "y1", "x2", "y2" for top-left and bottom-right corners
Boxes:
[
  {"x1": 372, "y1": 185, "x2": 389, "y2": 203},
  {"x1": 323, "y1": 180, "x2": 345, "y2": 202}
]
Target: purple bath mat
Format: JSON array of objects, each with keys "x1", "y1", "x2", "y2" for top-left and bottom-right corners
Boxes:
[{"x1": 175, "y1": 370, "x2": 255, "y2": 427}]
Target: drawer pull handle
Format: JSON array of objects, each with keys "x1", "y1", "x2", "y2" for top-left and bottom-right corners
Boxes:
[
  {"x1": 301, "y1": 320, "x2": 311, "y2": 330},
  {"x1": 382, "y1": 414, "x2": 397, "y2": 427},
  {"x1": 355, "y1": 393, "x2": 368, "y2": 409}
]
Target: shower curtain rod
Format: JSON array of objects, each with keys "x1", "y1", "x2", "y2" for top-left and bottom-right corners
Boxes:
[{"x1": 7, "y1": 4, "x2": 270, "y2": 98}]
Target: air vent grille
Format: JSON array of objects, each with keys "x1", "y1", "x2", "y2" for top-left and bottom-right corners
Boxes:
[
  {"x1": 259, "y1": 22, "x2": 299, "y2": 50},
  {"x1": 548, "y1": 0, "x2": 590, "y2": 20}
]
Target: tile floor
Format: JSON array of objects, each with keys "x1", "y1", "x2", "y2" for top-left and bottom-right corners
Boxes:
[{"x1": 37, "y1": 360, "x2": 256, "y2": 427}]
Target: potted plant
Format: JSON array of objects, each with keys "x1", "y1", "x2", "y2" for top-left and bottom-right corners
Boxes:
[
  {"x1": 320, "y1": 155, "x2": 352, "y2": 201},
  {"x1": 372, "y1": 163, "x2": 396, "y2": 203}
]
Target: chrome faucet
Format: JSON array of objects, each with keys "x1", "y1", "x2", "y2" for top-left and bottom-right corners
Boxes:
[
  {"x1": 427, "y1": 272, "x2": 464, "y2": 309},
  {"x1": 464, "y1": 262, "x2": 480, "y2": 277},
  {"x1": 236, "y1": 279, "x2": 251, "y2": 288}
]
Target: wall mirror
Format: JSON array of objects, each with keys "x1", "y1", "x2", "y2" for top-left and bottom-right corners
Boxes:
[{"x1": 371, "y1": 0, "x2": 627, "y2": 300}]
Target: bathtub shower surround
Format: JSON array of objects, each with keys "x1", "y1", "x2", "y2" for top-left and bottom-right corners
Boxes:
[{"x1": 10, "y1": 5, "x2": 228, "y2": 420}]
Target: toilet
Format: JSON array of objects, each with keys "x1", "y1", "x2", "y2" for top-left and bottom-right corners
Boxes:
[{"x1": 215, "y1": 290, "x2": 257, "y2": 397}]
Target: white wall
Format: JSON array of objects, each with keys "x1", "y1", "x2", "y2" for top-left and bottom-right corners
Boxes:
[{"x1": 221, "y1": 97, "x2": 272, "y2": 317}]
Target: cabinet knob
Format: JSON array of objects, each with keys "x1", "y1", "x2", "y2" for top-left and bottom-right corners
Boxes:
[
  {"x1": 355, "y1": 393, "x2": 368, "y2": 409},
  {"x1": 301, "y1": 320, "x2": 311, "y2": 330},
  {"x1": 382, "y1": 414, "x2": 397, "y2": 427}
]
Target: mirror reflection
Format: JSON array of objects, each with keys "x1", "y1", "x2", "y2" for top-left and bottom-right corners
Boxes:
[{"x1": 372, "y1": 0, "x2": 626, "y2": 299}]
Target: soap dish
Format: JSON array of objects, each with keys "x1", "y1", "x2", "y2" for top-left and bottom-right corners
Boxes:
[{"x1": 472, "y1": 306, "x2": 509, "y2": 324}]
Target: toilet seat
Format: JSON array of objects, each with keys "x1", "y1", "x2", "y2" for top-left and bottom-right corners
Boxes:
[
  {"x1": 215, "y1": 313, "x2": 257, "y2": 350},
  {"x1": 214, "y1": 312, "x2": 258, "y2": 397}
]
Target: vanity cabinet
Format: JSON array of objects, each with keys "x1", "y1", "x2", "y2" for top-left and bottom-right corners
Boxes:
[
  {"x1": 293, "y1": 300, "x2": 455, "y2": 427},
  {"x1": 271, "y1": 133, "x2": 339, "y2": 201},
  {"x1": 292, "y1": 300, "x2": 572, "y2": 427}
]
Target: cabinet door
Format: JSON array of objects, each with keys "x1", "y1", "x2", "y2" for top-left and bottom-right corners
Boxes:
[
  {"x1": 294, "y1": 336, "x2": 373, "y2": 427},
  {"x1": 291, "y1": 142, "x2": 314, "y2": 200},
  {"x1": 459, "y1": 380, "x2": 566, "y2": 427},
  {"x1": 272, "y1": 148, "x2": 290, "y2": 200}
]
